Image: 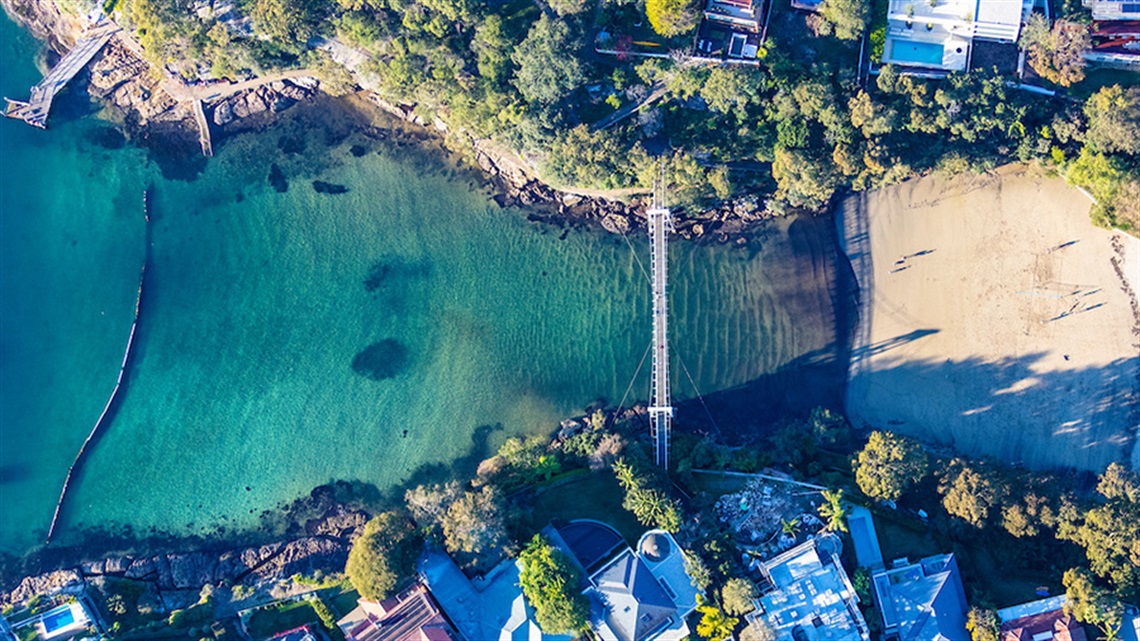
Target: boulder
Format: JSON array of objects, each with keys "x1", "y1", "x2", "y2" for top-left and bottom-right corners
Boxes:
[
  {"x1": 213, "y1": 100, "x2": 234, "y2": 126},
  {"x1": 600, "y1": 214, "x2": 630, "y2": 235}
]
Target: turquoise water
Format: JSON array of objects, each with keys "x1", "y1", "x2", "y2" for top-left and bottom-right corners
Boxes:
[
  {"x1": 0, "y1": 15, "x2": 843, "y2": 556},
  {"x1": 889, "y1": 39, "x2": 945, "y2": 66}
]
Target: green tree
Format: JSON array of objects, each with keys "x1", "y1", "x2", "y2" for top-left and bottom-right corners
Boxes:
[
  {"x1": 471, "y1": 15, "x2": 515, "y2": 86},
  {"x1": 815, "y1": 0, "x2": 869, "y2": 40},
  {"x1": 311, "y1": 599, "x2": 337, "y2": 631},
  {"x1": 772, "y1": 147, "x2": 841, "y2": 210},
  {"x1": 512, "y1": 15, "x2": 584, "y2": 104},
  {"x1": 645, "y1": 0, "x2": 699, "y2": 36},
  {"x1": 696, "y1": 598, "x2": 739, "y2": 641},
  {"x1": 345, "y1": 512, "x2": 420, "y2": 601},
  {"x1": 938, "y1": 460, "x2": 1007, "y2": 528},
  {"x1": 518, "y1": 535, "x2": 590, "y2": 634},
  {"x1": 1064, "y1": 567, "x2": 1125, "y2": 641},
  {"x1": 853, "y1": 431, "x2": 929, "y2": 502},
  {"x1": 818, "y1": 489, "x2": 848, "y2": 533},
  {"x1": 684, "y1": 551, "x2": 713, "y2": 590},
  {"x1": 441, "y1": 487, "x2": 508, "y2": 558},
  {"x1": 1019, "y1": 15, "x2": 1090, "y2": 87},
  {"x1": 251, "y1": 0, "x2": 321, "y2": 44},
  {"x1": 1067, "y1": 148, "x2": 1127, "y2": 228},
  {"x1": 1084, "y1": 85, "x2": 1140, "y2": 155},
  {"x1": 722, "y1": 578, "x2": 758, "y2": 616},
  {"x1": 966, "y1": 606, "x2": 1000, "y2": 641},
  {"x1": 1001, "y1": 491, "x2": 1055, "y2": 538},
  {"x1": 612, "y1": 458, "x2": 683, "y2": 531},
  {"x1": 1059, "y1": 464, "x2": 1140, "y2": 596}
]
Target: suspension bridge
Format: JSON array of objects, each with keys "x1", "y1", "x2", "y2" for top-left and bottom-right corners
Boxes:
[{"x1": 647, "y1": 186, "x2": 675, "y2": 469}]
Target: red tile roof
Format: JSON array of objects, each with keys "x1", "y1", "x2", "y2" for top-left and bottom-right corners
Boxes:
[
  {"x1": 1001, "y1": 610, "x2": 1088, "y2": 641},
  {"x1": 342, "y1": 585, "x2": 458, "y2": 641}
]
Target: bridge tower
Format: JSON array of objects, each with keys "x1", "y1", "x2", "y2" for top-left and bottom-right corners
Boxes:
[{"x1": 647, "y1": 183, "x2": 674, "y2": 469}]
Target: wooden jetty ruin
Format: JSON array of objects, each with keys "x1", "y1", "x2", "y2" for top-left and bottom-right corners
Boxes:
[{"x1": 4, "y1": 20, "x2": 120, "y2": 129}]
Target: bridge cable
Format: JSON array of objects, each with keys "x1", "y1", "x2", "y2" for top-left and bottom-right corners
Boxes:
[
  {"x1": 617, "y1": 223, "x2": 652, "y2": 285},
  {"x1": 675, "y1": 349, "x2": 723, "y2": 438},
  {"x1": 614, "y1": 339, "x2": 655, "y2": 422}
]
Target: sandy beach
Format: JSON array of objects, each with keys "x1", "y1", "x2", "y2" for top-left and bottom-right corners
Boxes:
[{"x1": 840, "y1": 165, "x2": 1140, "y2": 473}]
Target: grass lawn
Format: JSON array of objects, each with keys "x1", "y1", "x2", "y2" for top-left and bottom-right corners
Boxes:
[
  {"x1": 245, "y1": 600, "x2": 320, "y2": 639},
  {"x1": 526, "y1": 471, "x2": 646, "y2": 544},
  {"x1": 327, "y1": 588, "x2": 361, "y2": 619},
  {"x1": 1068, "y1": 68, "x2": 1140, "y2": 100},
  {"x1": 686, "y1": 470, "x2": 756, "y2": 497}
]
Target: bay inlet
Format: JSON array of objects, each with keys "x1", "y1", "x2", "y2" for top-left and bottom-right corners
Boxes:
[{"x1": 0, "y1": 14, "x2": 848, "y2": 558}]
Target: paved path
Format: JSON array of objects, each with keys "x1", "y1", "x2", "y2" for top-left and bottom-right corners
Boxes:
[{"x1": 590, "y1": 81, "x2": 667, "y2": 131}]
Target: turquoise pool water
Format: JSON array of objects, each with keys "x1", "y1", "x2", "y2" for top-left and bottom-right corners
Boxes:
[
  {"x1": 889, "y1": 39, "x2": 945, "y2": 66},
  {"x1": 41, "y1": 606, "x2": 76, "y2": 633}
]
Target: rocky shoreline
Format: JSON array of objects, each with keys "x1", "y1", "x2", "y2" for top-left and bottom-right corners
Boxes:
[
  {"x1": 2, "y1": 0, "x2": 786, "y2": 244},
  {"x1": 0, "y1": 484, "x2": 372, "y2": 606}
]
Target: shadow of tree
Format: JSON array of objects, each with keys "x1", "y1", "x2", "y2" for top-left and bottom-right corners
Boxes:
[{"x1": 849, "y1": 351, "x2": 1139, "y2": 472}]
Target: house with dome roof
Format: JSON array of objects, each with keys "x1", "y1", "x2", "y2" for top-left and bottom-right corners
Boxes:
[{"x1": 541, "y1": 522, "x2": 702, "y2": 641}]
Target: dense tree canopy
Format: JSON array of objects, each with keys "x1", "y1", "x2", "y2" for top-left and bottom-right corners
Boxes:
[
  {"x1": 645, "y1": 0, "x2": 699, "y2": 37},
  {"x1": 853, "y1": 431, "x2": 929, "y2": 502},
  {"x1": 1084, "y1": 85, "x2": 1140, "y2": 155},
  {"x1": 518, "y1": 535, "x2": 590, "y2": 634},
  {"x1": 613, "y1": 458, "x2": 683, "y2": 532},
  {"x1": 511, "y1": 15, "x2": 584, "y2": 105},
  {"x1": 1019, "y1": 15, "x2": 1090, "y2": 87},
  {"x1": 1064, "y1": 567, "x2": 1126, "y2": 640},
  {"x1": 441, "y1": 487, "x2": 509, "y2": 558},
  {"x1": 939, "y1": 460, "x2": 1008, "y2": 528},
  {"x1": 345, "y1": 512, "x2": 420, "y2": 601},
  {"x1": 815, "y1": 0, "x2": 869, "y2": 40},
  {"x1": 722, "y1": 578, "x2": 758, "y2": 616},
  {"x1": 1058, "y1": 464, "x2": 1140, "y2": 597}
]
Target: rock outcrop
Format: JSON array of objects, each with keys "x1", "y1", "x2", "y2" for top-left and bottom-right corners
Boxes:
[{"x1": 0, "y1": 506, "x2": 367, "y2": 607}]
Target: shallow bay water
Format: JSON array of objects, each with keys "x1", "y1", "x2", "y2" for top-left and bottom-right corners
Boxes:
[{"x1": 0, "y1": 15, "x2": 845, "y2": 556}]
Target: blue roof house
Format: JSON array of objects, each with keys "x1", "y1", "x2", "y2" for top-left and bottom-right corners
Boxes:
[
  {"x1": 872, "y1": 555, "x2": 969, "y2": 641},
  {"x1": 750, "y1": 534, "x2": 870, "y2": 641}
]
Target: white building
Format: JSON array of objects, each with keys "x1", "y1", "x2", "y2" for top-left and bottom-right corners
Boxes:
[{"x1": 882, "y1": 0, "x2": 1032, "y2": 70}]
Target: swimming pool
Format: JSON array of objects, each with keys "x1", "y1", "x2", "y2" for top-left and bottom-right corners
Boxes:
[
  {"x1": 40, "y1": 606, "x2": 76, "y2": 633},
  {"x1": 889, "y1": 39, "x2": 945, "y2": 66}
]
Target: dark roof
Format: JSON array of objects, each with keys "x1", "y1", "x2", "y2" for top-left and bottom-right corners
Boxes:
[
  {"x1": 593, "y1": 550, "x2": 677, "y2": 641},
  {"x1": 1002, "y1": 611, "x2": 1088, "y2": 641},
  {"x1": 343, "y1": 586, "x2": 456, "y2": 641},
  {"x1": 554, "y1": 521, "x2": 626, "y2": 573}
]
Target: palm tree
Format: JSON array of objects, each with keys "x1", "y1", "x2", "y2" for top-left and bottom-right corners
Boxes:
[
  {"x1": 818, "y1": 488, "x2": 849, "y2": 533},
  {"x1": 780, "y1": 517, "x2": 801, "y2": 537}
]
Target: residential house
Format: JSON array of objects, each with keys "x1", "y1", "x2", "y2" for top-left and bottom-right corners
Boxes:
[
  {"x1": 997, "y1": 595, "x2": 1087, "y2": 641},
  {"x1": 1086, "y1": 19, "x2": 1140, "y2": 66},
  {"x1": 881, "y1": 0, "x2": 1031, "y2": 70},
  {"x1": 544, "y1": 521, "x2": 702, "y2": 641},
  {"x1": 872, "y1": 554, "x2": 969, "y2": 641},
  {"x1": 695, "y1": 0, "x2": 765, "y2": 60},
  {"x1": 418, "y1": 550, "x2": 574, "y2": 641},
  {"x1": 337, "y1": 584, "x2": 458, "y2": 641},
  {"x1": 747, "y1": 534, "x2": 871, "y2": 641}
]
